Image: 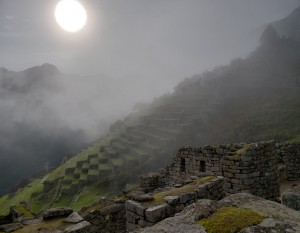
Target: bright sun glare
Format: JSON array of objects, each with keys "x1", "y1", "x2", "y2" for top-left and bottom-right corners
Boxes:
[{"x1": 55, "y1": 0, "x2": 87, "y2": 32}]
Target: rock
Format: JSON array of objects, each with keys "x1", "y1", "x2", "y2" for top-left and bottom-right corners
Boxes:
[
  {"x1": 133, "y1": 194, "x2": 154, "y2": 202},
  {"x1": 0, "y1": 223, "x2": 23, "y2": 232},
  {"x1": 145, "y1": 204, "x2": 173, "y2": 223},
  {"x1": 64, "y1": 212, "x2": 83, "y2": 224},
  {"x1": 99, "y1": 204, "x2": 124, "y2": 215},
  {"x1": 164, "y1": 196, "x2": 179, "y2": 205},
  {"x1": 10, "y1": 202, "x2": 34, "y2": 222},
  {"x1": 184, "y1": 179, "x2": 193, "y2": 185},
  {"x1": 42, "y1": 207, "x2": 73, "y2": 219},
  {"x1": 125, "y1": 200, "x2": 141, "y2": 212},
  {"x1": 22, "y1": 218, "x2": 43, "y2": 225},
  {"x1": 64, "y1": 221, "x2": 91, "y2": 233},
  {"x1": 174, "y1": 184, "x2": 183, "y2": 188},
  {"x1": 135, "y1": 193, "x2": 300, "y2": 233},
  {"x1": 240, "y1": 218, "x2": 296, "y2": 233},
  {"x1": 282, "y1": 185, "x2": 300, "y2": 211},
  {"x1": 190, "y1": 176, "x2": 198, "y2": 180},
  {"x1": 38, "y1": 229, "x2": 63, "y2": 233}
]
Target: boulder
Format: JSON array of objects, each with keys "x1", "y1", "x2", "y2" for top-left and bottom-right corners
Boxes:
[
  {"x1": 0, "y1": 223, "x2": 23, "y2": 232},
  {"x1": 134, "y1": 193, "x2": 300, "y2": 233},
  {"x1": 145, "y1": 204, "x2": 173, "y2": 223},
  {"x1": 64, "y1": 221, "x2": 91, "y2": 233},
  {"x1": 42, "y1": 207, "x2": 73, "y2": 219},
  {"x1": 164, "y1": 196, "x2": 179, "y2": 205},
  {"x1": 133, "y1": 194, "x2": 154, "y2": 202},
  {"x1": 23, "y1": 218, "x2": 43, "y2": 225},
  {"x1": 282, "y1": 185, "x2": 300, "y2": 211},
  {"x1": 64, "y1": 212, "x2": 83, "y2": 224}
]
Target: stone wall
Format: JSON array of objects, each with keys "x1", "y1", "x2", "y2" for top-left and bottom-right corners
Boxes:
[
  {"x1": 125, "y1": 176, "x2": 224, "y2": 231},
  {"x1": 83, "y1": 203, "x2": 126, "y2": 233},
  {"x1": 276, "y1": 142, "x2": 300, "y2": 181},
  {"x1": 168, "y1": 141, "x2": 280, "y2": 200},
  {"x1": 140, "y1": 172, "x2": 168, "y2": 193}
]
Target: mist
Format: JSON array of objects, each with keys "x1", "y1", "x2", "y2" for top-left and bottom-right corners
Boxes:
[{"x1": 0, "y1": 0, "x2": 300, "y2": 194}]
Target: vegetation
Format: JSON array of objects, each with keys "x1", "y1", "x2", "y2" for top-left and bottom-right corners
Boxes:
[
  {"x1": 142, "y1": 176, "x2": 214, "y2": 207},
  {"x1": 198, "y1": 207, "x2": 265, "y2": 233},
  {"x1": 1, "y1": 27, "x2": 300, "y2": 216}
]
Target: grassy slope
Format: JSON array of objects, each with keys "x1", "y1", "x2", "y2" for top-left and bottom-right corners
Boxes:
[{"x1": 0, "y1": 39, "x2": 300, "y2": 216}]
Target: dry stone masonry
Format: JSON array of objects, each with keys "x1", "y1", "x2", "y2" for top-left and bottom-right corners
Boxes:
[
  {"x1": 125, "y1": 176, "x2": 224, "y2": 231},
  {"x1": 167, "y1": 141, "x2": 280, "y2": 200}
]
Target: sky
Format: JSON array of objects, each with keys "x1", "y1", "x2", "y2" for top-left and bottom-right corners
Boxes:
[{"x1": 1, "y1": 0, "x2": 300, "y2": 97}]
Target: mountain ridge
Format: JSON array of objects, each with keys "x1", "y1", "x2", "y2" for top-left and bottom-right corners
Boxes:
[{"x1": 0, "y1": 7, "x2": 300, "y2": 216}]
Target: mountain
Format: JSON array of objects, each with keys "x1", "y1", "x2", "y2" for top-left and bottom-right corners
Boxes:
[
  {"x1": 0, "y1": 8, "x2": 300, "y2": 215},
  {"x1": 272, "y1": 6, "x2": 300, "y2": 40},
  {"x1": 0, "y1": 64, "x2": 88, "y2": 195}
]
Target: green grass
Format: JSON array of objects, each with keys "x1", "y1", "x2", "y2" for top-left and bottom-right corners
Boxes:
[
  {"x1": 99, "y1": 163, "x2": 112, "y2": 170},
  {"x1": 79, "y1": 173, "x2": 88, "y2": 181},
  {"x1": 15, "y1": 204, "x2": 34, "y2": 218},
  {"x1": 14, "y1": 218, "x2": 72, "y2": 233},
  {"x1": 111, "y1": 158, "x2": 124, "y2": 166},
  {"x1": 142, "y1": 176, "x2": 214, "y2": 207},
  {"x1": 287, "y1": 135, "x2": 300, "y2": 144},
  {"x1": 198, "y1": 207, "x2": 265, "y2": 233},
  {"x1": 124, "y1": 153, "x2": 137, "y2": 160},
  {"x1": 46, "y1": 141, "x2": 106, "y2": 182},
  {"x1": 88, "y1": 169, "x2": 99, "y2": 176},
  {"x1": 70, "y1": 185, "x2": 113, "y2": 210},
  {"x1": 0, "y1": 179, "x2": 43, "y2": 216},
  {"x1": 90, "y1": 158, "x2": 98, "y2": 165},
  {"x1": 131, "y1": 147, "x2": 148, "y2": 157},
  {"x1": 82, "y1": 162, "x2": 89, "y2": 169},
  {"x1": 52, "y1": 194, "x2": 71, "y2": 207}
]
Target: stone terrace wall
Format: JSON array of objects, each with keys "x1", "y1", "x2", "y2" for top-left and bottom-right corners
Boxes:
[
  {"x1": 125, "y1": 176, "x2": 224, "y2": 231},
  {"x1": 276, "y1": 142, "x2": 300, "y2": 181},
  {"x1": 83, "y1": 203, "x2": 126, "y2": 233},
  {"x1": 168, "y1": 141, "x2": 279, "y2": 200}
]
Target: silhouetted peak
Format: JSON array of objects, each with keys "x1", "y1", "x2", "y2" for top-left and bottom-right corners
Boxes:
[
  {"x1": 23, "y1": 63, "x2": 61, "y2": 77},
  {"x1": 0, "y1": 67, "x2": 8, "y2": 73},
  {"x1": 260, "y1": 25, "x2": 279, "y2": 45},
  {"x1": 40, "y1": 63, "x2": 60, "y2": 75}
]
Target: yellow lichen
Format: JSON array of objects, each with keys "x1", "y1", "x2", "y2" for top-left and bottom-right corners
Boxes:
[{"x1": 198, "y1": 207, "x2": 265, "y2": 233}]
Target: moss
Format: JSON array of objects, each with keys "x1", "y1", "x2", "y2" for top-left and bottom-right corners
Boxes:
[
  {"x1": 198, "y1": 207, "x2": 265, "y2": 233},
  {"x1": 234, "y1": 144, "x2": 251, "y2": 156},
  {"x1": 14, "y1": 218, "x2": 72, "y2": 233},
  {"x1": 142, "y1": 176, "x2": 215, "y2": 207},
  {"x1": 147, "y1": 172, "x2": 159, "y2": 177},
  {"x1": 15, "y1": 204, "x2": 34, "y2": 218},
  {"x1": 0, "y1": 179, "x2": 43, "y2": 216},
  {"x1": 287, "y1": 135, "x2": 300, "y2": 144},
  {"x1": 199, "y1": 176, "x2": 214, "y2": 184}
]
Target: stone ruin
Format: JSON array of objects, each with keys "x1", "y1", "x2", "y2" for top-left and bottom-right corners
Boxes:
[
  {"x1": 78, "y1": 140, "x2": 300, "y2": 232},
  {"x1": 14, "y1": 140, "x2": 298, "y2": 233}
]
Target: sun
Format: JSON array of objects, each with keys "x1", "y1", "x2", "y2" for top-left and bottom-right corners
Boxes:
[{"x1": 55, "y1": 0, "x2": 87, "y2": 32}]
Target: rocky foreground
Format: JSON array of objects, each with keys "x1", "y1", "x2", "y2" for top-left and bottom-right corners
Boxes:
[
  {"x1": 134, "y1": 193, "x2": 300, "y2": 233},
  {"x1": 1, "y1": 192, "x2": 300, "y2": 233}
]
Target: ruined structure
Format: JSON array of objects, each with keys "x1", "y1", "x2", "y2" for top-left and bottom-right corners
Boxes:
[{"x1": 41, "y1": 140, "x2": 300, "y2": 232}]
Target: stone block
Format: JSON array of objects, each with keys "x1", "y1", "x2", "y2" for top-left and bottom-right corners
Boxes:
[
  {"x1": 125, "y1": 200, "x2": 140, "y2": 212},
  {"x1": 145, "y1": 204, "x2": 172, "y2": 223},
  {"x1": 64, "y1": 221, "x2": 91, "y2": 233},
  {"x1": 164, "y1": 196, "x2": 179, "y2": 205}
]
